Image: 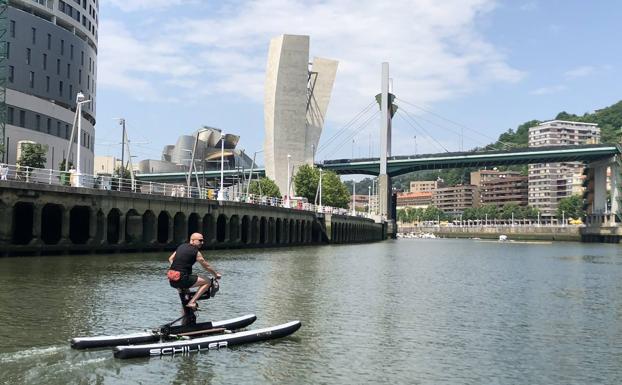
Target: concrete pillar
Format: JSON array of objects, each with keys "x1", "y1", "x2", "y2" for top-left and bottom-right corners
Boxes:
[
  {"x1": 0, "y1": 204, "x2": 12, "y2": 243},
  {"x1": 29, "y1": 204, "x2": 43, "y2": 246},
  {"x1": 118, "y1": 214, "x2": 126, "y2": 244},
  {"x1": 611, "y1": 161, "x2": 620, "y2": 217},
  {"x1": 88, "y1": 207, "x2": 97, "y2": 244},
  {"x1": 60, "y1": 206, "x2": 71, "y2": 245},
  {"x1": 593, "y1": 165, "x2": 607, "y2": 214}
]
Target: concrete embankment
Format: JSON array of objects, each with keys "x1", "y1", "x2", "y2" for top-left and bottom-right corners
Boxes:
[
  {"x1": 400, "y1": 225, "x2": 581, "y2": 242},
  {"x1": 0, "y1": 181, "x2": 386, "y2": 256}
]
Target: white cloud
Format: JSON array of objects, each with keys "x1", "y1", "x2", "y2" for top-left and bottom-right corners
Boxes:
[
  {"x1": 530, "y1": 85, "x2": 566, "y2": 95},
  {"x1": 99, "y1": 0, "x2": 524, "y2": 121},
  {"x1": 106, "y1": 0, "x2": 193, "y2": 12},
  {"x1": 564, "y1": 66, "x2": 594, "y2": 79}
]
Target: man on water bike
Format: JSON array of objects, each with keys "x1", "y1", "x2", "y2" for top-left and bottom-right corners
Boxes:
[{"x1": 167, "y1": 233, "x2": 221, "y2": 310}]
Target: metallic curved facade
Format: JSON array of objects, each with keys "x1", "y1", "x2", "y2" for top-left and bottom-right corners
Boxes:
[{"x1": 3, "y1": 0, "x2": 98, "y2": 172}]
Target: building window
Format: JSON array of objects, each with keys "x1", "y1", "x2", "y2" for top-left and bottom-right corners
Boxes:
[
  {"x1": 57, "y1": 121, "x2": 61, "y2": 137},
  {"x1": 43, "y1": 53, "x2": 47, "y2": 70},
  {"x1": 47, "y1": 118, "x2": 52, "y2": 134},
  {"x1": 6, "y1": 42, "x2": 9, "y2": 59},
  {"x1": 78, "y1": 69, "x2": 82, "y2": 84},
  {"x1": 32, "y1": 27, "x2": 36, "y2": 44},
  {"x1": 69, "y1": 85, "x2": 73, "y2": 100},
  {"x1": 59, "y1": 80, "x2": 63, "y2": 97},
  {"x1": 47, "y1": 33, "x2": 51, "y2": 49},
  {"x1": 60, "y1": 39, "x2": 64, "y2": 55},
  {"x1": 87, "y1": 75, "x2": 90, "y2": 90},
  {"x1": 70, "y1": 44, "x2": 74, "y2": 59},
  {"x1": 19, "y1": 110, "x2": 26, "y2": 127},
  {"x1": 26, "y1": 48, "x2": 31, "y2": 64},
  {"x1": 10, "y1": 20, "x2": 15, "y2": 38},
  {"x1": 67, "y1": 63, "x2": 70, "y2": 78},
  {"x1": 57, "y1": 59, "x2": 60, "y2": 74},
  {"x1": 7, "y1": 107, "x2": 14, "y2": 125},
  {"x1": 65, "y1": 124, "x2": 70, "y2": 139},
  {"x1": 29, "y1": 71, "x2": 35, "y2": 88},
  {"x1": 46, "y1": 76, "x2": 50, "y2": 92},
  {"x1": 8, "y1": 66, "x2": 13, "y2": 82},
  {"x1": 81, "y1": 51, "x2": 84, "y2": 65},
  {"x1": 36, "y1": 115, "x2": 41, "y2": 131}
]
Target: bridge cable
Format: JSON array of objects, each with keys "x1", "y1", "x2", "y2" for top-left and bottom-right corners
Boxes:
[
  {"x1": 316, "y1": 101, "x2": 376, "y2": 153},
  {"x1": 396, "y1": 98, "x2": 516, "y2": 150},
  {"x1": 321, "y1": 110, "x2": 380, "y2": 160},
  {"x1": 397, "y1": 109, "x2": 450, "y2": 153}
]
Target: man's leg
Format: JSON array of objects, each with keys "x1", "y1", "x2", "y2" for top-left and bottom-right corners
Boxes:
[{"x1": 186, "y1": 276, "x2": 211, "y2": 309}]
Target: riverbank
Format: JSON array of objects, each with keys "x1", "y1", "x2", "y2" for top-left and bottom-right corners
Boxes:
[{"x1": 399, "y1": 225, "x2": 581, "y2": 242}]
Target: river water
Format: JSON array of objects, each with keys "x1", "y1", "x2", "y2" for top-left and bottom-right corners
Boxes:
[{"x1": 1, "y1": 239, "x2": 622, "y2": 384}]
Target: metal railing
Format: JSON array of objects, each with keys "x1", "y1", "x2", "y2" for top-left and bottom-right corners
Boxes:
[{"x1": 0, "y1": 163, "x2": 370, "y2": 218}]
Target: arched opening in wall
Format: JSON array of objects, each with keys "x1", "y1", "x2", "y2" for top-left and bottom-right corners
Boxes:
[
  {"x1": 229, "y1": 215, "x2": 240, "y2": 243},
  {"x1": 12, "y1": 202, "x2": 33, "y2": 245},
  {"x1": 157, "y1": 211, "x2": 170, "y2": 244},
  {"x1": 173, "y1": 212, "x2": 187, "y2": 243},
  {"x1": 251, "y1": 216, "x2": 259, "y2": 244},
  {"x1": 202, "y1": 214, "x2": 214, "y2": 242},
  {"x1": 188, "y1": 213, "x2": 200, "y2": 238},
  {"x1": 143, "y1": 210, "x2": 156, "y2": 243},
  {"x1": 216, "y1": 214, "x2": 227, "y2": 243},
  {"x1": 125, "y1": 209, "x2": 140, "y2": 243},
  {"x1": 41, "y1": 204, "x2": 62, "y2": 245},
  {"x1": 312, "y1": 221, "x2": 321, "y2": 243},
  {"x1": 241, "y1": 216, "x2": 250, "y2": 244},
  {"x1": 259, "y1": 217, "x2": 267, "y2": 244},
  {"x1": 70, "y1": 206, "x2": 90, "y2": 244},
  {"x1": 107, "y1": 209, "x2": 121, "y2": 244},
  {"x1": 275, "y1": 218, "x2": 282, "y2": 243}
]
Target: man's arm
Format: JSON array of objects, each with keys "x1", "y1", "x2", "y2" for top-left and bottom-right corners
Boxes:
[
  {"x1": 168, "y1": 251, "x2": 176, "y2": 267},
  {"x1": 196, "y1": 252, "x2": 221, "y2": 279}
]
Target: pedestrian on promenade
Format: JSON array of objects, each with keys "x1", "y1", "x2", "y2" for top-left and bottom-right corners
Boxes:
[
  {"x1": 0, "y1": 163, "x2": 8, "y2": 180},
  {"x1": 167, "y1": 232, "x2": 221, "y2": 310}
]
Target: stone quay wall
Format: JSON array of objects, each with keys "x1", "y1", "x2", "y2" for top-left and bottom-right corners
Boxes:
[{"x1": 0, "y1": 181, "x2": 385, "y2": 256}]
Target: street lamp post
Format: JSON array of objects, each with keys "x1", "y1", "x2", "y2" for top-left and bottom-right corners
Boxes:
[
  {"x1": 562, "y1": 210, "x2": 565, "y2": 227},
  {"x1": 74, "y1": 92, "x2": 91, "y2": 187},
  {"x1": 286, "y1": 154, "x2": 292, "y2": 207},
  {"x1": 368, "y1": 185, "x2": 371, "y2": 215},
  {"x1": 351, "y1": 178, "x2": 356, "y2": 216},
  {"x1": 246, "y1": 149, "x2": 263, "y2": 198},
  {"x1": 217, "y1": 132, "x2": 226, "y2": 201},
  {"x1": 319, "y1": 168, "x2": 323, "y2": 209}
]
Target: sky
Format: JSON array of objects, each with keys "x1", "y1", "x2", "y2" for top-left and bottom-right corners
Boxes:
[{"x1": 94, "y1": 0, "x2": 622, "y2": 167}]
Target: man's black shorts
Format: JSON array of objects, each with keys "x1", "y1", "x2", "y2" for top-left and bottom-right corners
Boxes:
[{"x1": 169, "y1": 273, "x2": 198, "y2": 289}]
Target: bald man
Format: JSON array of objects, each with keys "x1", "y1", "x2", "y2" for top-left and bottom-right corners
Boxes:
[{"x1": 168, "y1": 233, "x2": 221, "y2": 310}]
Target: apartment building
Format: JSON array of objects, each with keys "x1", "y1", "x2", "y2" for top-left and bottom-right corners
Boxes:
[
  {"x1": 433, "y1": 184, "x2": 479, "y2": 214},
  {"x1": 396, "y1": 191, "x2": 433, "y2": 209},
  {"x1": 528, "y1": 120, "x2": 600, "y2": 219},
  {"x1": 471, "y1": 170, "x2": 528, "y2": 207}
]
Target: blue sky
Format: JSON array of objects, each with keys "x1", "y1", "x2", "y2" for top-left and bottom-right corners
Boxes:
[{"x1": 94, "y1": 0, "x2": 622, "y2": 166}]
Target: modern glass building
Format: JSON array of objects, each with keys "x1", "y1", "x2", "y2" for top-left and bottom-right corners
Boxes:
[{"x1": 2, "y1": 0, "x2": 98, "y2": 172}]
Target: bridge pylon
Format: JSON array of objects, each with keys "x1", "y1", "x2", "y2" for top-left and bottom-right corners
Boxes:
[{"x1": 378, "y1": 62, "x2": 397, "y2": 238}]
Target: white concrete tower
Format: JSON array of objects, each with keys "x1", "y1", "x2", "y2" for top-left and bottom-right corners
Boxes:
[{"x1": 264, "y1": 34, "x2": 337, "y2": 197}]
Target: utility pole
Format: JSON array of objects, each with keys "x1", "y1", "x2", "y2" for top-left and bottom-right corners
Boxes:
[{"x1": 119, "y1": 118, "x2": 126, "y2": 176}]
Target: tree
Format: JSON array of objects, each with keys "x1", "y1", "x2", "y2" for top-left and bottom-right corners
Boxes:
[
  {"x1": 557, "y1": 195, "x2": 584, "y2": 220},
  {"x1": 293, "y1": 164, "x2": 319, "y2": 202},
  {"x1": 249, "y1": 177, "x2": 281, "y2": 198},
  {"x1": 17, "y1": 143, "x2": 47, "y2": 169},
  {"x1": 292, "y1": 165, "x2": 350, "y2": 208}
]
